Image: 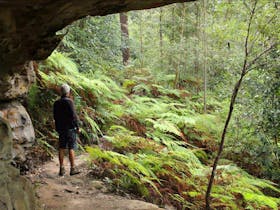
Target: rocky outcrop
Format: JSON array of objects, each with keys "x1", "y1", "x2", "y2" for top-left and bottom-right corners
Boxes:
[
  {"x1": 0, "y1": 117, "x2": 36, "y2": 210},
  {"x1": 0, "y1": 0, "x2": 194, "y2": 74},
  {"x1": 0, "y1": 60, "x2": 36, "y2": 164},
  {"x1": 0, "y1": 61, "x2": 36, "y2": 101},
  {"x1": 0, "y1": 61, "x2": 36, "y2": 209},
  {"x1": 0, "y1": 101, "x2": 35, "y2": 163}
]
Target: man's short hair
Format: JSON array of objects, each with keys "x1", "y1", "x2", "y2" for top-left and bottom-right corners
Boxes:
[{"x1": 61, "y1": 84, "x2": 70, "y2": 96}]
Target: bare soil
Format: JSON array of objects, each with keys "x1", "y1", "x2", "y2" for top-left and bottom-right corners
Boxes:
[{"x1": 26, "y1": 154, "x2": 166, "y2": 210}]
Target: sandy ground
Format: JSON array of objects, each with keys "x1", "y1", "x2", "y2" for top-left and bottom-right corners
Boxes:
[{"x1": 26, "y1": 154, "x2": 166, "y2": 210}]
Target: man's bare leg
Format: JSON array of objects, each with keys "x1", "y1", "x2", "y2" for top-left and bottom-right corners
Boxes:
[
  {"x1": 69, "y1": 149, "x2": 75, "y2": 168},
  {"x1": 69, "y1": 149, "x2": 80, "y2": 175},
  {"x1": 59, "y1": 148, "x2": 65, "y2": 166},
  {"x1": 59, "y1": 148, "x2": 66, "y2": 176}
]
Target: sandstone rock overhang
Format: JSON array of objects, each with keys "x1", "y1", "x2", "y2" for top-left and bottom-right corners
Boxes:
[{"x1": 0, "y1": 0, "x2": 195, "y2": 74}]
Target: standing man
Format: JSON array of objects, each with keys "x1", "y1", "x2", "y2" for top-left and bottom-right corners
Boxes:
[{"x1": 53, "y1": 84, "x2": 80, "y2": 176}]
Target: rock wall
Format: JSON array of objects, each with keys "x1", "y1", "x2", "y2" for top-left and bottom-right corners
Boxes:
[
  {"x1": 0, "y1": 63, "x2": 36, "y2": 210},
  {"x1": 0, "y1": 61, "x2": 36, "y2": 164},
  {"x1": 0, "y1": 117, "x2": 36, "y2": 210},
  {"x1": 0, "y1": 62, "x2": 36, "y2": 100},
  {"x1": 0, "y1": 101, "x2": 35, "y2": 163}
]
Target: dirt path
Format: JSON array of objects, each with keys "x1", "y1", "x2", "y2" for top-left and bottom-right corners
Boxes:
[{"x1": 26, "y1": 154, "x2": 166, "y2": 210}]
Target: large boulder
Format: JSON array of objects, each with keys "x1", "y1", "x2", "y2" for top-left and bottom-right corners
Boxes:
[
  {"x1": 0, "y1": 117, "x2": 36, "y2": 210},
  {"x1": 0, "y1": 61, "x2": 36, "y2": 101},
  {"x1": 0, "y1": 101, "x2": 35, "y2": 163}
]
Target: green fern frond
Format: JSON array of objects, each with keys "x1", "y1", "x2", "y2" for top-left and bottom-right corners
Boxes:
[{"x1": 84, "y1": 113, "x2": 103, "y2": 137}]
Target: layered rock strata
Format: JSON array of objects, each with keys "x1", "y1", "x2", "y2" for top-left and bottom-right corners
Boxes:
[
  {"x1": 0, "y1": 62, "x2": 36, "y2": 163},
  {"x1": 0, "y1": 63, "x2": 36, "y2": 210},
  {"x1": 0, "y1": 117, "x2": 36, "y2": 210}
]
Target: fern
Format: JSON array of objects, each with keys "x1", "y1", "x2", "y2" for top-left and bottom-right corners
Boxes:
[
  {"x1": 34, "y1": 51, "x2": 280, "y2": 209},
  {"x1": 242, "y1": 192, "x2": 279, "y2": 210},
  {"x1": 146, "y1": 118, "x2": 182, "y2": 137},
  {"x1": 86, "y1": 146, "x2": 161, "y2": 198},
  {"x1": 84, "y1": 112, "x2": 103, "y2": 137}
]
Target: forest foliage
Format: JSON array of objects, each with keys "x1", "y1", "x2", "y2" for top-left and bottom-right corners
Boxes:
[
  {"x1": 27, "y1": 0, "x2": 279, "y2": 209},
  {"x1": 29, "y1": 51, "x2": 280, "y2": 209}
]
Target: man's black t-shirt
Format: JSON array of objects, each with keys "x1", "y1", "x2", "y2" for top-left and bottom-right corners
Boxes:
[{"x1": 53, "y1": 96, "x2": 79, "y2": 133}]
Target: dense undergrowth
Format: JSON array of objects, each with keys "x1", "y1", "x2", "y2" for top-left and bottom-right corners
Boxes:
[{"x1": 27, "y1": 52, "x2": 280, "y2": 209}]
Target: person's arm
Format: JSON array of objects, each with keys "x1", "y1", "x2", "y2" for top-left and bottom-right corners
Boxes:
[
  {"x1": 53, "y1": 101, "x2": 58, "y2": 132},
  {"x1": 67, "y1": 99, "x2": 80, "y2": 131}
]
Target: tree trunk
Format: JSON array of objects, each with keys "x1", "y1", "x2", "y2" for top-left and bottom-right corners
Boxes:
[
  {"x1": 159, "y1": 7, "x2": 163, "y2": 70},
  {"x1": 194, "y1": 2, "x2": 200, "y2": 94},
  {"x1": 169, "y1": 6, "x2": 176, "y2": 73},
  {"x1": 202, "y1": 0, "x2": 207, "y2": 113},
  {"x1": 182, "y1": 4, "x2": 187, "y2": 74},
  {"x1": 139, "y1": 12, "x2": 144, "y2": 68},
  {"x1": 120, "y1": 12, "x2": 130, "y2": 66},
  {"x1": 205, "y1": 2, "x2": 258, "y2": 209},
  {"x1": 174, "y1": 4, "x2": 186, "y2": 89}
]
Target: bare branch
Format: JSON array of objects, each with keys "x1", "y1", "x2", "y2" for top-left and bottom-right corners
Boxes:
[
  {"x1": 244, "y1": 62, "x2": 275, "y2": 75},
  {"x1": 246, "y1": 42, "x2": 277, "y2": 70},
  {"x1": 244, "y1": 0, "x2": 258, "y2": 59},
  {"x1": 248, "y1": 14, "x2": 277, "y2": 53}
]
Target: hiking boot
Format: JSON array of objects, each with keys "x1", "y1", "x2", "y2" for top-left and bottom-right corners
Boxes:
[
  {"x1": 59, "y1": 166, "x2": 65, "y2": 176},
  {"x1": 70, "y1": 167, "x2": 80, "y2": 176}
]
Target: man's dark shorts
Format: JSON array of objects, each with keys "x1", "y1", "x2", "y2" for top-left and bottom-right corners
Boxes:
[{"x1": 59, "y1": 129, "x2": 77, "y2": 149}]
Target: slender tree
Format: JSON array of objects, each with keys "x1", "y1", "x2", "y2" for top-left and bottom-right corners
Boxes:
[
  {"x1": 174, "y1": 4, "x2": 186, "y2": 88},
  {"x1": 202, "y1": 0, "x2": 207, "y2": 113},
  {"x1": 205, "y1": 1, "x2": 277, "y2": 208},
  {"x1": 120, "y1": 12, "x2": 130, "y2": 66},
  {"x1": 168, "y1": 5, "x2": 176, "y2": 73},
  {"x1": 159, "y1": 7, "x2": 163, "y2": 69},
  {"x1": 139, "y1": 12, "x2": 144, "y2": 68},
  {"x1": 194, "y1": 2, "x2": 200, "y2": 94}
]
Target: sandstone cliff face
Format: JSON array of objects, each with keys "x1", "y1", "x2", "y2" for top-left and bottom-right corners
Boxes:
[
  {"x1": 0, "y1": 117, "x2": 36, "y2": 210},
  {"x1": 0, "y1": 62, "x2": 36, "y2": 100},
  {"x1": 0, "y1": 101, "x2": 35, "y2": 162},
  {"x1": 0, "y1": 62, "x2": 36, "y2": 164},
  {"x1": 0, "y1": 63, "x2": 37, "y2": 210}
]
